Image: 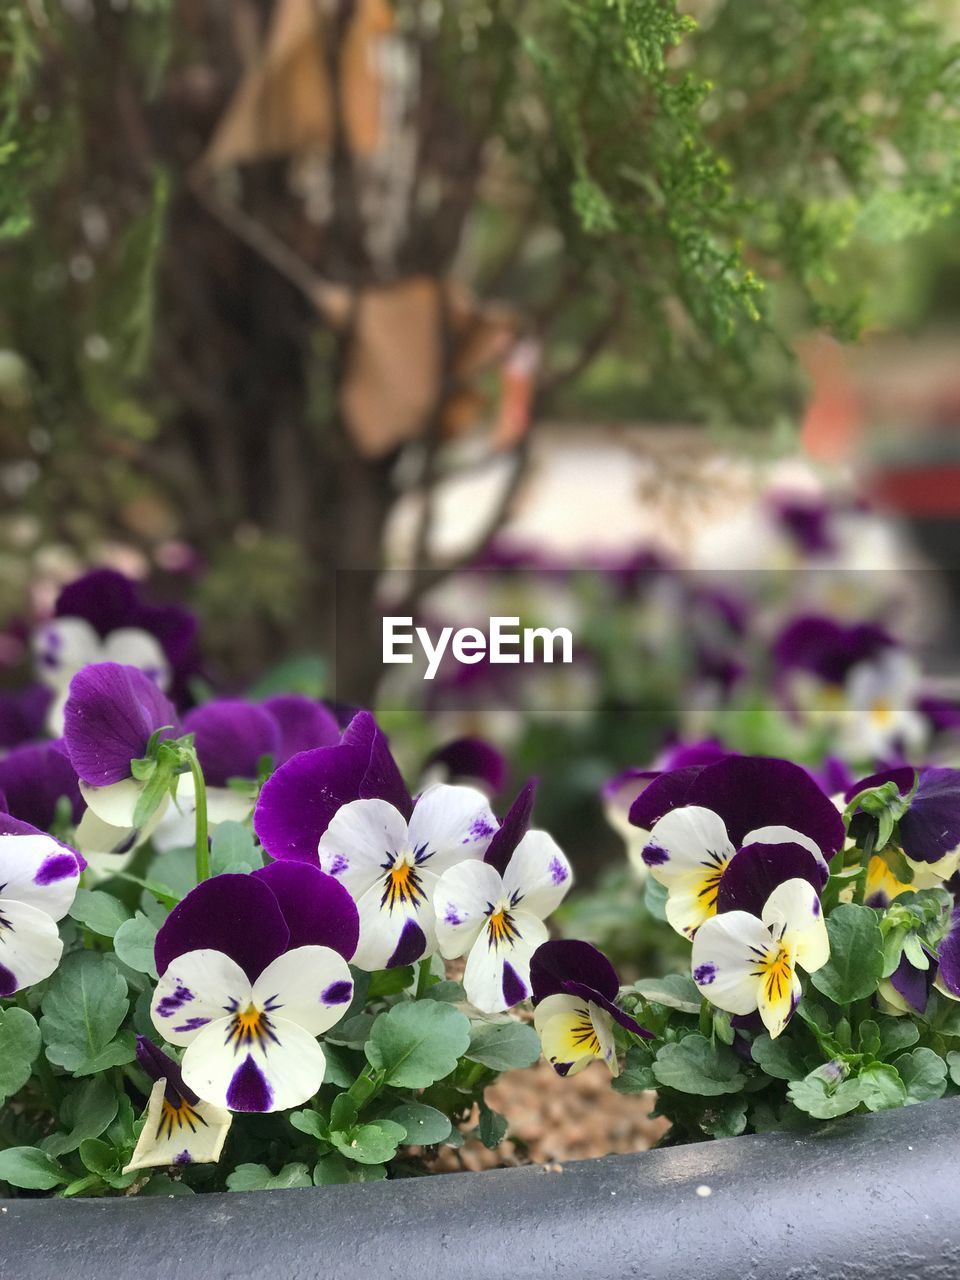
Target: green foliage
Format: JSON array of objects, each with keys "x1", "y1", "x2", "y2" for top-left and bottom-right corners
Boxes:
[
  {"x1": 0, "y1": 1007, "x2": 41, "y2": 1104},
  {"x1": 39, "y1": 952, "x2": 133, "y2": 1075},
  {"x1": 464, "y1": 1019, "x2": 541, "y2": 1071},
  {"x1": 810, "y1": 904, "x2": 885, "y2": 1004},
  {"x1": 365, "y1": 1001, "x2": 472, "y2": 1089}
]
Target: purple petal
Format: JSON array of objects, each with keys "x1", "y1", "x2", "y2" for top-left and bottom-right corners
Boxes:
[
  {"x1": 769, "y1": 493, "x2": 836, "y2": 555},
  {"x1": 628, "y1": 766, "x2": 706, "y2": 830},
  {"x1": 657, "y1": 739, "x2": 732, "y2": 771},
  {"x1": 55, "y1": 569, "x2": 137, "y2": 636},
  {"x1": 423, "y1": 738, "x2": 507, "y2": 794},
  {"x1": 130, "y1": 600, "x2": 199, "y2": 669},
  {"x1": 154, "y1": 874, "x2": 290, "y2": 982},
  {"x1": 182, "y1": 700, "x2": 280, "y2": 786},
  {"x1": 501, "y1": 961, "x2": 528, "y2": 1007},
  {"x1": 0, "y1": 740, "x2": 82, "y2": 828},
  {"x1": 773, "y1": 615, "x2": 894, "y2": 683},
  {"x1": 936, "y1": 905, "x2": 960, "y2": 999},
  {"x1": 262, "y1": 695, "x2": 340, "y2": 765},
  {"x1": 0, "y1": 684, "x2": 52, "y2": 750},
  {"x1": 254, "y1": 711, "x2": 410, "y2": 863},
  {"x1": 716, "y1": 841, "x2": 827, "y2": 916},
  {"x1": 683, "y1": 755, "x2": 845, "y2": 854},
  {"x1": 252, "y1": 861, "x2": 359, "y2": 960},
  {"x1": 387, "y1": 919, "x2": 427, "y2": 968},
  {"x1": 530, "y1": 939, "x2": 619, "y2": 1004},
  {"x1": 918, "y1": 695, "x2": 960, "y2": 734},
  {"x1": 63, "y1": 662, "x2": 178, "y2": 785},
  {"x1": 484, "y1": 780, "x2": 536, "y2": 875},
  {"x1": 136, "y1": 1034, "x2": 198, "y2": 1106},
  {"x1": 226, "y1": 1054, "x2": 274, "y2": 1112},
  {"x1": 889, "y1": 952, "x2": 933, "y2": 1014}
]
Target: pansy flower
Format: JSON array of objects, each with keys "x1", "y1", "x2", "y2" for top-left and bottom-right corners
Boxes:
[
  {"x1": 261, "y1": 694, "x2": 340, "y2": 765},
  {"x1": 773, "y1": 615, "x2": 926, "y2": 760},
  {"x1": 256, "y1": 711, "x2": 499, "y2": 970},
  {"x1": 0, "y1": 683, "x2": 53, "y2": 750},
  {"x1": 603, "y1": 741, "x2": 730, "y2": 876},
  {"x1": 151, "y1": 865, "x2": 358, "y2": 1112},
  {"x1": 0, "y1": 822, "x2": 82, "y2": 996},
  {"x1": 32, "y1": 569, "x2": 198, "y2": 733},
  {"x1": 0, "y1": 740, "x2": 82, "y2": 831},
  {"x1": 421, "y1": 737, "x2": 507, "y2": 796},
  {"x1": 846, "y1": 766, "x2": 960, "y2": 904},
  {"x1": 530, "y1": 939, "x2": 651, "y2": 1077},
  {"x1": 691, "y1": 877, "x2": 829, "y2": 1038},
  {"x1": 63, "y1": 663, "x2": 179, "y2": 862},
  {"x1": 630, "y1": 755, "x2": 842, "y2": 938},
  {"x1": 434, "y1": 782, "x2": 573, "y2": 1013},
  {"x1": 123, "y1": 1036, "x2": 232, "y2": 1174}
]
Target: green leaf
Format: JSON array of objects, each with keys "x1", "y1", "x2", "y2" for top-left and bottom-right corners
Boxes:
[
  {"x1": 643, "y1": 875, "x2": 669, "y2": 922},
  {"x1": 113, "y1": 912, "x2": 159, "y2": 978},
  {"x1": 210, "y1": 822, "x2": 261, "y2": 875},
  {"x1": 419, "y1": 980, "x2": 467, "y2": 1003},
  {"x1": 227, "y1": 1163, "x2": 314, "y2": 1192},
  {"x1": 635, "y1": 974, "x2": 701, "y2": 1013},
  {"x1": 365, "y1": 1001, "x2": 471, "y2": 1089},
  {"x1": 325, "y1": 1013, "x2": 375, "y2": 1049},
  {"x1": 329, "y1": 1093, "x2": 358, "y2": 1133},
  {"x1": 858, "y1": 1063, "x2": 906, "y2": 1111},
  {"x1": 893, "y1": 1049, "x2": 947, "y2": 1104},
  {"x1": 611, "y1": 1046, "x2": 657, "y2": 1094},
  {"x1": 68, "y1": 888, "x2": 131, "y2": 938},
  {"x1": 366, "y1": 966, "x2": 415, "y2": 998},
  {"x1": 140, "y1": 1175, "x2": 195, "y2": 1196},
  {"x1": 0, "y1": 1147, "x2": 67, "y2": 1190},
  {"x1": 40, "y1": 952, "x2": 130, "y2": 1075},
  {"x1": 465, "y1": 1019, "x2": 541, "y2": 1072},
  {"x1": 876, "y1": 1016, "x2": 919, "y2": 1058},
  {"x1": 788, "y1": 1066, "x2": 863, "y2": 1119},
  {"x1": 289, "y1": 1109, "x2": 327, "y2": 1140},
  {"x1": 857, "y1": 1020, "x2": 881, "y2": 1058},
  {"x1": 810, "y1": 904, "x2": 884, "y2": 1004},
  {"x1": 947, "y1": 1051, "x2": 960, "y2": 1087},
  {"x1": 652, "y1": 1034, "x2": 745, "y2": 1096},
  {"x1": 700, "y1": 1095, "x2": 748, "y2": 1139},
  {"x1": 43, "y1": 1076, "x2": 119, "y2": 1156},
  {"x1": 751, "y1": 1033, "x2": 808, "y2": 1082},
  {"x1": 313, "y1": 1153, "x2": 387, "y2": 1186},
  {"x1": 478, "y1": 1102, "x2": 508, "y2": 1149},
  {"x1": 0, "y1": 1006, "x2": 41, "y2": 1104},
  {"x1": 387, "y1": 1102, "x2": 452, "y2": 1146},
  {"x1": 330, "y1": 1120, "x2": 406, "y2": 1165}
]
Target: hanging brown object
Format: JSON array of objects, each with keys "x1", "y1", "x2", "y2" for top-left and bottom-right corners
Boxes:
[{"x1": 203, "y1": 0, "x2": 394, "y2": 171}]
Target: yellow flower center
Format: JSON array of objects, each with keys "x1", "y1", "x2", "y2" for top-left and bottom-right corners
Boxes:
[
  {"x1": 158, "y1": 1096, "x2": 207, "y2": 1141},
  {"x1": 226, "y1": 1003, "x2": 277, "y2": 1054},
  {"x1": 754, "y1": 944, "x2": 793, "y2": 1004},
  {"x1": 380, "y1": 856, "x2": 426, "y2": 912},
  {"x1": 486, "y1": 906, "x2": 521, "y2": 950}
]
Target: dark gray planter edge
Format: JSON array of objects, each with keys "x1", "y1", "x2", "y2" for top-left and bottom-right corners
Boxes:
[{"x1": 3, "y1": 1096, "x2": 959, "y2": 1280}]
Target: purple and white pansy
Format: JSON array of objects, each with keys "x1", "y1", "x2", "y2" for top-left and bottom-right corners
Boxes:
[
  {"x1": 630, "y1": 755, "x2": 843, "y2": 938},
  {"x1": 691, "y1": 877, "x2": 830, "y2": 1038},
  {"x1": 151, "y1": 866, "x2": 358, "y2": 1113},
  {"x1": 0, "y1": 823, "x2": 82, "y2": 996},
  {"x1": 530, "y1": 939, "x2": 651, "y2": 1078},
  {"x1": 433, "y1": 782, "x2": 573, "y2": 1013},
  {"x1": 63, "y1": 662, "x2": 179, "y2": 862},
  {"x1": 123, "y1": 1037, "x2": 232, "y2": 1174},
  {"x1": 32, "y1": 569, "x2": 198, "y2": 734}
]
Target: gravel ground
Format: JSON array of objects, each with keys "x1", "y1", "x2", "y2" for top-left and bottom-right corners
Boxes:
[{"x1": 431, "y1": 1062, "x2": 669, "y2": 1173}]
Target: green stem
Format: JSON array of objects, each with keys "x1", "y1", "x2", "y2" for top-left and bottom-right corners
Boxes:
[
  {"x1": 185, "y1": 749, "x2": 210, "y2": 884},
  {"x1": 415, "y1": 958, "x2": 433, "y2": 998},
  {"x1": 346, "y1": 1064, "x2": 384, "y2": 1110},
  {"x1": 851, "y1": 830, "x2": 876, "y2": 907}
]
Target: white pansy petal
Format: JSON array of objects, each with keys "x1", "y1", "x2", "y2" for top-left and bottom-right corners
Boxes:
[
  {"x1": 0, "y1": 833, "x2": 80, "y2": 921},
  {"x1": 123, "y1": 1078, "x2": 232, "y2": 1174},
  {"x1": 407, "y1": 783, "x2": 498, "y2": 873},
  {"x1": 181, "y1": 1015, "x2": 327, "y2": 1113},
  {"x1": 691, "y1": 910, "x2": 772, "y2": 1015},
  {"x1": 32, "y1": 616, "x2": 101, "y2": 690},
  {"x1": 151, "y1": 949, "x2": 252, "y2": 1046},
  {"x1": 317, "y1": 799, "x2": 410, "y2": 897},
  {"x1": 758, "y1": 964, "x2": 801, "y2": 1040},
  {"x1": 663, "y1": 869, "x2": 725, "y2": 939},
  {"x1": 351, "y1": 870, "x2": 438, "y2": 971},
  {"x1": 501, "y1": 830, "x2": 573, "y2": 919},
  {"x1": 80, "y1": 778, "x2": 156, "y2": 829},
  {"x1": 0, "y1": 899, "x2": 63, "y2": 995},
  {"x1": 433, "y1": 860, "x2": 504, "y2": 959},
  {"x1": 532, "y1": 992, "x2": 581, "y2": 1032},
  {"x1": 741, "y1": 825, "x2": 826, "y2": 867},
  {"x1": 462, "y1": 909, "x2": 547, "y2": 1014},
  {"x1": 102, "y1": 627, "x2": 171, "y2": 690},
  {"x1": 644, "y1": 806, "x2": 735, "y2": 886},
  {"x1": 252, "y1": 945, "x2": 354, "y2": 1036},
  {"x1": 205, "y1": 785, "x2": 258, "y2": 828},
  {"x1": 762, "y1": 878, "x2": 830, "y2": 973},
  {"x1": 74, "y1": 804, "x2": 161, "y2": 863}
]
